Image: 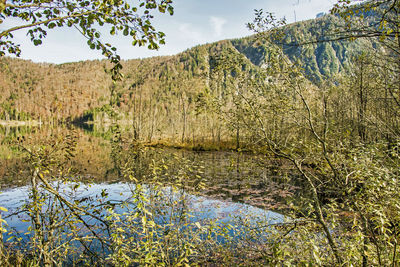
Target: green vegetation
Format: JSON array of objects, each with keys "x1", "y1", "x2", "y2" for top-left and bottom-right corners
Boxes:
[
  {"x1": 0, "y1": 132, "x2": 295, "y2": 266},
  {"x1": 1, "y1": 0, "x2": 400, "y2": 265},
  {"x1": 0, "y1": 0, "x2": 174, "y2": 80},
  {"x1": 0, "y1": 17, "x2": 381, "y2": 147}
]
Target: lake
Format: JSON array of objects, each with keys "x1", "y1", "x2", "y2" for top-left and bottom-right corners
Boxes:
[{"x1": 0, "y1": 124, "x2": 300, "y2": 263}]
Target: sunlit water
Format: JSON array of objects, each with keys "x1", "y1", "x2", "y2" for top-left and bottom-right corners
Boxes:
[
  {"x1": 0, "y1": 125, "x2": 296, "y2": 253},
  {"x1": 0, "y1": 182, "x2": 284, "y2": 243}
]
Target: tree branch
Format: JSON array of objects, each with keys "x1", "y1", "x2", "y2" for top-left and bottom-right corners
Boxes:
[{"x1": 0, "y1": 10, "x2": 95, "y2": 39}]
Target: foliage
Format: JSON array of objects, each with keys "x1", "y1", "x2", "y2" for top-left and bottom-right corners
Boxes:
[
  {"x1": 331, "y1": 0, "x2": 400, "y2": 45},
  {"x1": 199, "y1": 4, "x2": 400, "y2": 265},
  {"x1": 0, "y1": 0, "x2": 173, "y2": 80},
  {"x1": 0, "y1": 10, "x2": 380, "y2": 125},
  {"x1": 2, "y1": 0, "x2": 400, "y2": 265},
  {"x1": 1, "y1": 132, "x2": 290, "y2": 266}
]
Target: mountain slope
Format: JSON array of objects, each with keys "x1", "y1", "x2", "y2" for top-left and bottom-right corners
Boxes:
[{"x1": 0, "y1": 13, "x2": 379, "y2": 144}]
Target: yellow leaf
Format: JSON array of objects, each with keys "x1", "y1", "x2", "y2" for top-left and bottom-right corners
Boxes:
[{"x1": 194, "y1": 222, "x2": 201, "y2": 229}]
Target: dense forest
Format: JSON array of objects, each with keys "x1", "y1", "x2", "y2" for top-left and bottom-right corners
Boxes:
[
  {"x1": 1, "y1": 0, "x2": 400, "y2": 265},
  {"x1": 0, "y1": 13, "x2": 385, "y2": 147}
]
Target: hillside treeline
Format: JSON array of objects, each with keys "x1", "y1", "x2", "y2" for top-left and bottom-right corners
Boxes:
[
  {"x1": 0, "y1": 14, "x2": 385, "y2": 146},
  {"x1": 1, "y1": 1, "x2": 400, "y2": 264}
]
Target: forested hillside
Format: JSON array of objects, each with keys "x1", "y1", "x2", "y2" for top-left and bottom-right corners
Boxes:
[
  {"x1": 0, "y1": 13, "x2": 379, "y2": 144},
  {"x1": 2, "y1": 0, "x2": 400, "y2": 265},
  {"x1": 233, "y1": 15, "x2": 378, "y2": 81}
]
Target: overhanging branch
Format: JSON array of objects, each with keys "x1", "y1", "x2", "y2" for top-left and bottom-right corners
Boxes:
[{"x1": 0, "y1": 10, "x2": 95, "y2": 39}]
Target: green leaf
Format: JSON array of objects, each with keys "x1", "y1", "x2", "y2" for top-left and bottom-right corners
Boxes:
[
  {"x1": 33, "y1": 39, "x2": 42, "y2": 46},
  {"x1": 167, "y1": 6, "x2": 174, "y2": 15}
]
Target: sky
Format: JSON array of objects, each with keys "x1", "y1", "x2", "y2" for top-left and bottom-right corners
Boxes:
[{"x1": 1, "y1": 0, "x2": 337, "y2": 64}]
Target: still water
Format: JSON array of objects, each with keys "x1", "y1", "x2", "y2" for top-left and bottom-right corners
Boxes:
[
  {"x1": 0, "y1": 182, "x2": 284, "y2": 239},
  {"x1": 0, "y1": 125, "x2": 298, "y2": 250}
]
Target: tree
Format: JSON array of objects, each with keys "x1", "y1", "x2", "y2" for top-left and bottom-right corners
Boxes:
[
  {"x1": 331, "y1": 0, "x2": 400, "y2": 50},
  {"x1": 331, "y1": 0, "x2": 400, "y2": 115},
  {"x1": 0, "y1": 0, "x2": 173, "y2": 79},
  {"x1": 238, "y1": 3, "x2": 400, "y2": 265}
]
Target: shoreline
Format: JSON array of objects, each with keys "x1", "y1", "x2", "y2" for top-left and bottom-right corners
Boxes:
[{"x1": 0, "y1": 120, "x2": 42, "y2": 127}]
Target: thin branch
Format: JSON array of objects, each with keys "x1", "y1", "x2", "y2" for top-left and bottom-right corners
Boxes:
[
  {"x1": 6, "y1": 3, "x2": 43, "y2": 8},
  {"x1": 0, "y1": 10, "x2": 95, "y2": 39}
]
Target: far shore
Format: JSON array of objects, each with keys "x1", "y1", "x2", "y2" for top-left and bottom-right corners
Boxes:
[{"x1": 0, "y1": 120, "x2": 42, "y2": 127}]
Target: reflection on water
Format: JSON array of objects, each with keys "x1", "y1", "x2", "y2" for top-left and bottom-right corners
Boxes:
[
  {"x1": 0, "y1": 181, "x2": 284, "y2": 238},
  {"x1": 0, "y1": 123, "x2": 44, "y2": 137},
  {"x1": 0, "y1": 125, "x2": 299, "y2": 263},
  {"x1": 1, "y1": 125, "x2": 299, "y2": 210}
]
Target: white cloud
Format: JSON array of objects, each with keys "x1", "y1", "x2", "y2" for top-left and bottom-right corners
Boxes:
[
  {"x1": 178, "y1": 23, "x2": 205, "y2": 43},
  {"x1": 209, "y1": 16, "x2": 227, "y2": 37},
  {"x1": 4, "y1": 0, "x2": 335, "y2": 63}
]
